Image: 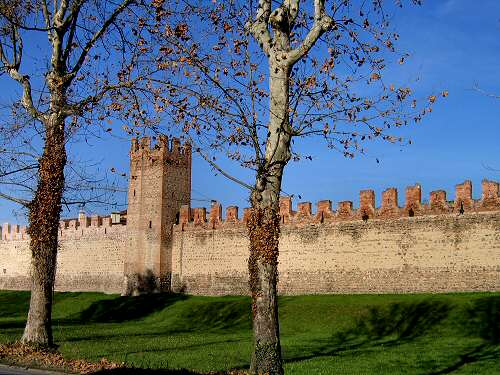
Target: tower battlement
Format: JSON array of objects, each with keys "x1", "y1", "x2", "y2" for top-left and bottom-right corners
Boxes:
[{"x1": 130, "y1": 136, "x2": 191, "y2": 167}]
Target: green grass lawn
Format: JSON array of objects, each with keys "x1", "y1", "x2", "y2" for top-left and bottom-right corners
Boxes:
[{"x1": 0, "y1": 291, "x2": 499, "y2": 374}]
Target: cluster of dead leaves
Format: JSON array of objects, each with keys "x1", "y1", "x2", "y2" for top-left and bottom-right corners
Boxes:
[
  {"x1": 0, "y1": 342, "x2": 122, "y2": 373},
  {"x1": 0, "y1": 343, "x2": 249, "y2": 374}
]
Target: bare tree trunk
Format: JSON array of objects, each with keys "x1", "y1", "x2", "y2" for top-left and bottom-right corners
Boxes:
[
  {"x1": 248, "y1": 201, "x2": 283, "y2": 374},
  {"x1": 21, "y1": 116, "x2": 66, "y2": 347},
  {"x1": 22, "y1": 248, "x2": 57, "y2": 346},
  {"x1": 247, "y1": 62, "x2": 290, "y2": 374}
]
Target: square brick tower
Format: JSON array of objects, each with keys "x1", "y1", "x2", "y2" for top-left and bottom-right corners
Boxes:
[{"x1": 123, "y1": 136, "x2": 191, "y2": 295}]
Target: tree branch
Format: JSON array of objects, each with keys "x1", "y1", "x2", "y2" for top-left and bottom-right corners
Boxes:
[
  {"x1": 474, "y1": 84, "x2": 500, "y2": 99},
  {"x1": 69, "y1": 0, "x2": 135, "y2": 78},
  {"x1": 41, "y1": 0, "x2": 52, "y2": 30},
  {"x1": 285, "y1": 0, "x2": 300, "y2": 23},
  {"x1": 194, "y1": 145, "x2": 253, "y2": 190},
  {"x1": 247, "y1": 0, "x2": 272, "y2": 56},
  {"x1": 0, "y1": 5, "x2": 54, "y2": 32},
  {"x1": 0, "y1": 17, "x2": 44, "y2": 120},
  {"x1": 7, "y1": 70, "x2": 43, "y2": 120},
  {"x1": 0, "y1": 190, "x2": 30, "y2": 207},
  {"x1": 62, "y1": 2, "x2": 82, "y2": 63},
  {"x1": 287, "y1": 0, "x2": 334, "y2": 64},
  {"x1": 0, "y1": 51, "x2": 42, "y2": 120},
  {"x1": 0, "y1": 165, "x2": 38, "y2": 179},
  {"x1": 54, "y1": 0, "x2": 70, "y2": 25},
  {"x1": 68, "y1": 80, "x2": 136, "y2": 115}
]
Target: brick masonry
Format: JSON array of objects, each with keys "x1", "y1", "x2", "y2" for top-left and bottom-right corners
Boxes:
[
  {"x1": 0, "y1": 219, "x2": 127, "y2": 293},
  {"x1": 1, "y1": 137, "x2": 499, "y2": 295}
]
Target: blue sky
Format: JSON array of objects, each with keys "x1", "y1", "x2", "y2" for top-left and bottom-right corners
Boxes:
[{"x1": 1, "y1": 0, "x2": 499, "y2": 224}]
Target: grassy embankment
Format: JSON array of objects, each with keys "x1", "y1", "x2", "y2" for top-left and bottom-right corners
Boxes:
[{"x1": 0, "y1": 291, "x2": 499, "y2": 374}]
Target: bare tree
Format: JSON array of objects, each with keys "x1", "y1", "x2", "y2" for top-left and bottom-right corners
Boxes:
[
  {"x1": 149, "y1": 0, "x2": 443, "y2": 373},
  {"x1": 473, "y1": 84, "x2": 500, "y2": 99},
  {"x1": 0, "y1": 0, "x2": 165, "y2": 346}
]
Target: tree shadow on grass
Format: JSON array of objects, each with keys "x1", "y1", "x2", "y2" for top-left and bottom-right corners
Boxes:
[
  {"x1": 286, "y1": 299, "x2": 451, "y2": 363},
  {"x1": 63, "y1": 297, "x2": 251, "y2": 336},
  {"x1": 0, "y1": 319, "x2": 26, "y2": 330},
  {"x1": 462, "y1": 296, "x2": 500, "y2": 344},
  {"x1": 427, "y1": 296, "x2": 500, "y2": 374},
  {"x1": 427, "y1": 343, "x2": 500, "y2": 375},
  {"x1": 0, "y1": 293, "x2": 190, "y2": 329},
  {"x1": 69, "y1": 294, "x2": 188, "y2": 323},
  {"x1": 173, "y1": 300, "x2": 252, "y2": 332},
  {"x1": 0, "y1": 291, "x2": 30, "y2": 318},
  {"x1": 0, "y1": 292, "x2": 251, "y2": 333},
  {"x1": 347, "y1": 299, "x2": 451, "y2": 342},
  {"x1": 284, "y1": 296, "x2": 500, "y2": 373},
  {"x1": 58, "y1": 298, "x2": 251, "y2": 345}
]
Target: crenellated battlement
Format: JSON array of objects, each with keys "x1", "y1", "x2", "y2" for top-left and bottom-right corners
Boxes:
[
  {"x1": 130, "y1": 136, "x2": 191, "y2": 167},
  {"x1": 57, "y1": 211, "x2": 129, "y2": 240},
  {"x1": 60, "y1": 211, "x2": 114, "y2": 230},
  {"x1": 1, "y1": 223, "x2": 28, "y2": 241},
  {"x1": 0, "y1": 213, "x2": 127, "y2": 242},
  {"x1": 4, "y1": 179, "x2": 499, "y2": 240},
  {"x1": 174, "y1": 179, "x2": 500, "y2": 231},
  {"x1": 59, "y1": 221, "x2": 127, "y2": 241}
]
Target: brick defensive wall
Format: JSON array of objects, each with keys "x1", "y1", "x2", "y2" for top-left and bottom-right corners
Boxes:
[
  {"x1": 171, "y1": 180, "x2": 500, "y2": 295},
  {"x1": 0, "y1": 212, "x2": 128, "y2": 293},
  {"x1": 0, "y1": 136, "x2": 499, "y2": 295}
]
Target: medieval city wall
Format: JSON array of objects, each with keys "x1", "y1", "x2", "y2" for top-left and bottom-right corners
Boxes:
[
  {"x1": 1, "y1": 178, "x2": 499, "y2": 296},
  {"x1": 0, "y1": 215, "x2": 127, "y2": 293},
  {"x1": 171, "y1": 180, "x2": 500, "y2": 295}
]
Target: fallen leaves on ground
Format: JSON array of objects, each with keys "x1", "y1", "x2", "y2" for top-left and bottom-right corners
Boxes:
[
  {"x1": 0, "y1": 342, "x2": 121, "y2": 373},
  {"x1": 0, "y1": 342, "x2": 248, "y2": 374}
]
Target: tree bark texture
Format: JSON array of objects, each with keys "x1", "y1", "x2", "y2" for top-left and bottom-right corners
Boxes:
[
  {"x1": 247, "y1": 58, "x2": 291, "y2": 374},
  {"x1": 21, "y1": 115, "x2": 66, "y2": 347},
  {"x1": 248, "y1": 204, "x2": 283, "y2": 375}
]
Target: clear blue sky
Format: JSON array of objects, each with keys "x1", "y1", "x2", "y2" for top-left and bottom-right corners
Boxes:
[{"x1": 1, "y1": 0, "x2": 499, "y2": 224}]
